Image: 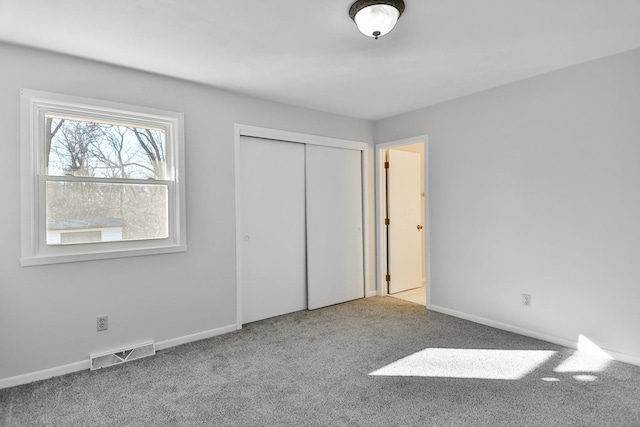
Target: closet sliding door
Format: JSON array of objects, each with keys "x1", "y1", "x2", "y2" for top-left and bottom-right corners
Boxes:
[
  {"x1": 239, "y1": 136, "x2": 307, "y2": 324},
  {"x1": 306, "y1": 145, "x2": 365, "y2": 310}
]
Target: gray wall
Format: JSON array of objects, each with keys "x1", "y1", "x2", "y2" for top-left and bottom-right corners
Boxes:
[
  {"x1": 0, "y1": 42, "x2": 374, "y2": 381},
  {"x1": 376, "y1": 48, "x2": 640, "y2": 362},
  {"x1": 3, "y1": 40, "x2": 640, "y2": 383}
]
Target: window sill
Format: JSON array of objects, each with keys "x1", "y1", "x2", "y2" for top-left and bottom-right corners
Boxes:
[{"x1": 20, "y1": 244, "x2": 188, "y2": 267}]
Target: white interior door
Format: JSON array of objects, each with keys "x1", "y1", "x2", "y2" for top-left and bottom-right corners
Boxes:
[
  {"x1": 239, "y1": 136, "x2": 307, "y2": 323},
  {"x1": 306, "y1": 145, "x2": 364, "y2": 310},
  {"x1": 388, "y1": 148, "x2": 423, "y2": 294}
]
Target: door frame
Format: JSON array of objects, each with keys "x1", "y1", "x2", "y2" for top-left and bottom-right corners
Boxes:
[
  {"x1": 234, "y1": 124, "x2": 371, "y2": 329},
  {"x1": 375, "y1": 135, "x2": 431, "y2": 306}
]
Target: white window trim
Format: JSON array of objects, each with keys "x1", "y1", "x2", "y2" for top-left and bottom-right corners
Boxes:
[{"x1": 20, "y1": 89, "x2": 187, "y2": 266}]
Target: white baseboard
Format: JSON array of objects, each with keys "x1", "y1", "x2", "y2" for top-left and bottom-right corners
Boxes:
[
  {"x1": 0, "y1": 323, "x2": 237, "y2": 390},
  {"x1": 366, "y1": 290, "x2": 378, "y2": 298},
  {"x1": 155, "y1": 324, "x2": 236, "y2": 351},
  {"x1": 428, "y1": 304, "x2": 640, "y2": 367},
  {"x1": 0, "y1": 360, "x2": 90, "y2": 390}
]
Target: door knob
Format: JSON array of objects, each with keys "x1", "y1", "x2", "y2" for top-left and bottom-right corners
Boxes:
[{"x1": 417, "y1": 225, "x2": 423, "y2": 230}]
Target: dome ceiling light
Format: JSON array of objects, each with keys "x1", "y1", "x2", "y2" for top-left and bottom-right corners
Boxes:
[{"x1": 349, "y1": 0, "x2": 405, "y2": 40}]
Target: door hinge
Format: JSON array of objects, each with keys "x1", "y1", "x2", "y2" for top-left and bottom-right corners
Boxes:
[
  {"x1": 385, "y1": 274, "x2": 391, "y2": 282},
  {"x1": 384, "y1": 218, "x2": 390, "y2": 225},
  {"x1": 384, "y1": 161, "x2": 389, "y2": 169}
]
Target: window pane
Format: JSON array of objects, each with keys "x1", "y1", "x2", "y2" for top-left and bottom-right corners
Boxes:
[
  {"x1": 45, "y1": 116, "x2": 167, "y2": 180},
  {"x1": 46, "y1": 181, "x2": 168, "y2": 245}
]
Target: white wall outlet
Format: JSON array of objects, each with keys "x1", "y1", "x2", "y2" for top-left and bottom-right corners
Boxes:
[
  {"x1": 97, "y1": 316, "x2": 108, "y2": 331},
  {"x1": 522, "y1": 294, "x2": 532, "y2": 308}
]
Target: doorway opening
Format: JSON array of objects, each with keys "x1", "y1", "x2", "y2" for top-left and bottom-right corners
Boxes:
[{"x1": 376, "y1": 136, "x2": 429, "y2": 307}]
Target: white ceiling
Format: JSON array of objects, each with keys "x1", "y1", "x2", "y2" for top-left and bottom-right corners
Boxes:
[{"x1": 1, "y1": 0, "x2": 640, "y2": 120}]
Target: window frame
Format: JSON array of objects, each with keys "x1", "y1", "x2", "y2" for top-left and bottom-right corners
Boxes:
[{"x1": 20, "y1": 89, "x2": 187, "y2": 266}]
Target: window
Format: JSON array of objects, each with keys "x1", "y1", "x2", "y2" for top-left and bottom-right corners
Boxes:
[{"x1": 20, "y1": 89, "x2": 186, "y2": 266}]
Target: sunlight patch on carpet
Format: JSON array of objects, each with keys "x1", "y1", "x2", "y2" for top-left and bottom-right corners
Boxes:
[
  {"x1": 369, "y1": 348, "x2": 556, "y2": 380},
  {"x1": 573, "y1": 374, "x2": 598, "y2": 382},
  {"x1": 553, "y1": 335, "x2": 611, "y2": 374}
]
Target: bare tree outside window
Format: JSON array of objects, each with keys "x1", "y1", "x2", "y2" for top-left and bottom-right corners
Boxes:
[
  {"x1": 21, "y1": 89, "x2": 186, "y2": 266},
  {"x1": 45, "y1": 116, "x2": 169, "y2": 245}
]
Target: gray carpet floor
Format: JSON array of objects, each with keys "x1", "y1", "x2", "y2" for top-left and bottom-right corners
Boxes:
[{"x1": 1, "y1": 296, "x2": 639, "y2": 426}]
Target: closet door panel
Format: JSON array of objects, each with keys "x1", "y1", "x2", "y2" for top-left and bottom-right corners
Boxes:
[
  {"x1": 306, "y1": 145, "x2": 364, "y2": 310},
  {"x1": 239, "y1": 136, "x2": 307, "y2": 323}
]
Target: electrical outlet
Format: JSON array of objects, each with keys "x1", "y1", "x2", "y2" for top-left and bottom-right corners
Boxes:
[
  {"x1": 97, "y1": 316, "x2": 108, "y2": 332},
  {"x1": 522, "y1": 294, "x2": 532, "y2": 308}
]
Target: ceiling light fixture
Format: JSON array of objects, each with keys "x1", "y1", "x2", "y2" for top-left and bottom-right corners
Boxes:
[{"x1": 349, "y1": 0, "x2": 405, "y2": 40}]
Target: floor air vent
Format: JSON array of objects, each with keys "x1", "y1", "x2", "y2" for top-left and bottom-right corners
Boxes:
[{"x1": 90, "y1": 341, "x2": 155, "y2": 371}]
